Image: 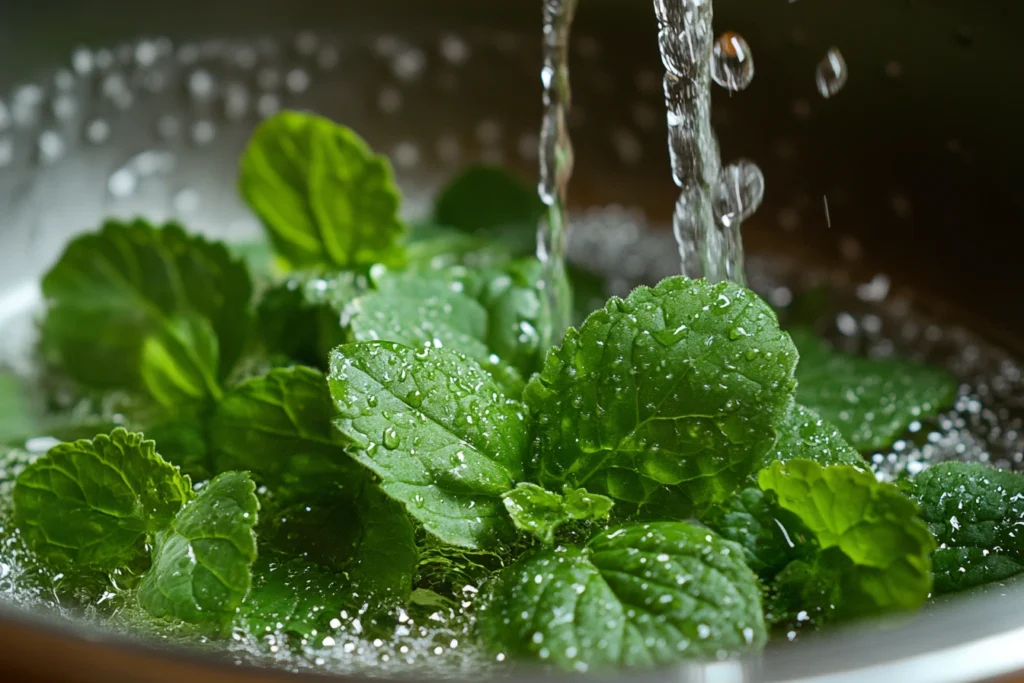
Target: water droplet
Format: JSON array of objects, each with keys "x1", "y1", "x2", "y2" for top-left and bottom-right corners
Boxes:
[
  {"x1": 172, "y1": 188, "x2": 201, "y2": 215},
  {"x1": 108, "y1": 168, "x2": 138, "y2": 198},
  {"x1": 0, "y1": 137, "x2": 13, "y2": 168},
  {"x1": 711, "y1": 32, "x2": 755, "y2": 91},
  {"x1": 36, "y1": 131, "x2": 65, "y2": 164},
  {"x1": 188, "y1": 69, "x2": 217, "y2": 101},
  {"x1": 191, "y1": 120, "x2": 216, "y2": 146},
  {"x1": 713, "y1": 160, "x2": 765, "y2": 228},
  {"x1": 815, "y1": 47, "x2": 848, "y2": 98},
  {"x1": 383, "y1": 428, "x2": 401, "y2": 450}
]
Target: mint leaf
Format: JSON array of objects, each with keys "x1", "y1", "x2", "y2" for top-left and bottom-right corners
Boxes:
[
  {"x1": 478, "y1": 522, "x2": 766, "y2": 671},
  {"x1": 245, "y1": 479, "x2": 416, "y2": 638},
  {"x1": 210, "y1": 366, "x2": 354, "y2": 494},
  {"x1": 242, "y1": 555, "x2": 349, "y2": 640},
  {"x1": 434, "y1": 165, "x2": 542, "y2": 233},
  {"x1": 40, "y1": 220, "x2": 251, "y2": 395},
  {"x1": 0, "y1": 372, "x2": 37, "y2": 445},
  {"x1": 701, "y1": 487, "x2": 811, "y2": 578},
  {"x1": 239, "y1": 111, "x2": 405, "y2": 270},
  {"x1": 405, "y1": 223, "x2": 533, "y2": 271},
  {"x1": 13, "y1": 428, "x2": 192, "y2": 572},
  {"x1": 329, "y1": 342, "x2": 527, "y2": 548},
  {"x1": 501, "y1": 483, "x2": 612, "y2": 544},
  {"x1": 525, "y1": 277, "x2": 798, "y2": 515},
  {"x1": 349, "y1": 273, "x2": 524, "y2": 396},
  {"x1": 911, "y1": 462, "x2": 1024, "y2": 594},
  {"x1": 792, "y1": 329, "x2": 958, "y2": 451},
  {"x1": 140, "y1": 313, "x2": 223, "y2": 407},
  {"x1": 759, "y1": 459, "x2": 934, "y2": 621},
  {"x1": 138, "y1": 471, "x2": 258, "y2": 625},
  {"x1": 761, "y1": 403, "x2": 862, "y2": 469},
  {"x1": 255, "y1": 271, "x2": 367, "y2": 369}
]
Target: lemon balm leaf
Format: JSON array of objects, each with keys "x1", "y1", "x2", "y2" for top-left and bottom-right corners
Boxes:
[
  {"x1": 501, "y1": 483, "x2": 613, "y2": 544},
  {"x1": 13, "y1": 428, "x2": 193, "y2": 573},
  {"x1": 911, "y1": 462, "x2": 1024, "y2": 594},
  {"x1": 328, "y1": 342, "x2": 528, "y2": 549},
  {"x1": 40, "y1": 220, "x2": 252, "y2": 399},
  {"x1": 760, "y1": 403, "x2": 863, "y2": 469},
  {"x1": 210, "y1": 366, "x2": 356, "y2": 494},
  {"x1": 138, "y1": 471, "x2": 258, "y2": 625},
  {"x1": 791, "y1": 329, "x2": 958, "y2": 451},
  {"x1": 759, "y1": 459, "x2": 934, "y2": 621},
  {"x1": 524, "y1": 276, "x2": 798, "y2": 515},
  {"x1": 239, "y1": 111, "x2": 405, "y2": 270},
  {"x1": 433, "y1": 165, "x2": 543, "y2": 234},
  {"x1": 478, "y1": 522, "x2": 766, "y2": 671}
]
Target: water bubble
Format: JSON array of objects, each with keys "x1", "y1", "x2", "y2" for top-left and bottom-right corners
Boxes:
[
  {"x1": 191, "y1": 120, "x2": 217, "y2": 146},
  {"x1": 36, "y1": 131, "x2": 65, "y2": 164},
  {"x1": 285, "y1": 68, "x2": 311, "y2": 93},
  {"x1": 257, "y1": 93, "x2": 281, "y2": 118},
  {"x1": 440, "y1": 35, "x2": 470, "y2": 65},
  {"x1": 815, "y1": 47, "x2": 848, "y2": 98},
  {"x1": 713, "y1": 160, "x2": 765, "y2": 228},
  {"x1": 71, "y1": 47, "x2": 94, "y2": 75},
  {"x1": 188, "y1": 69, "x2": 217, "y2": 101},
  {"x1": 173, "y1": 188, "x2": 201, "y2": 215},
  {"x1": 51, "y1": 94, "x2": 77, "y2": 120},
  {"x1": 0, "y1": 137, "x2": 14, "y2": 168},
  {"x1": 108, "y1": 168, "x2": 138, "y2": 198},
  {"x1": 157, "y1": 114, "x2": 181, "y2": 140},
  {"x1": 711, "y1": 32, "x2": 755, "y2": 91}
]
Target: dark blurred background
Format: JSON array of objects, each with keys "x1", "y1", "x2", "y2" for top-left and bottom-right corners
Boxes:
[{"x1": 0, "y1": 0, "x2": 1021, "y2": 336}]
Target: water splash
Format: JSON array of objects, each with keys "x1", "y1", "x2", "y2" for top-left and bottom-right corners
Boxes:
[
  {"x1": 652, "y1": 0, "x2": 720, "y2": 280},
  {"x1": 653, "y1": 4, "x2": 763, "y2": 286},
  {"x1": 816, "y1": 47, "x2": 848, "y2": 98},
  {"x1": 536, "y1": 0, "x2": 579, "y2": 339}
]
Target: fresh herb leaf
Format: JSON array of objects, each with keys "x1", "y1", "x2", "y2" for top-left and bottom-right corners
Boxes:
[
  {"x1": 140, "y1": 313, "x2": 223, "y2": 407},
  {"x1": 40, "y1": 220, "x2": 252, "y2": 395},
  {"x1": 761, "y1": 403, "x2": 862, "y2": 469},
  {"x1": 478, "y1": 522, "x2": 766, "y2": 671},
  {"x1": 210, "y1": 366, "x2": 354, "y2": 494},
  {"x1": 701, "y1": 487, "x2": 811, "y2": 578},
  {"x1": 433, "y1": 165, "x2": 542, "y2": 234},
  {"x1": 525, "y1": 276, "x2": 798, "y2": 515},
  {"x1": 245, "y1": 479, "x2": 416, "y2": 638},
  {"x1": 791, "y1": 328, "x2": 958, "y2": 451},
  {"x1": 911, "y1": 462, "x2": 1024, "y2": 594},
  {"x1": 501, "y1": 483, "x2": 612, "y2": 544},
  {"x1": 329, "y1": 342, "x2": 528, "y2": 549},
  {"x1": 759, "y1": 459, "x2": 934, "y2": 621},
  {"x1": 0, "y1": 372, "x2": 37, "y2": 446},
  {"x1": 138, "y1": 471, "x2": 258, "y2": 625},
  {"x1": 414, "y1": 531, "x2": 509, "y2": 597},
  {"x1": 255, "y1": 271, "x2": 367, "y2": 370},
  {"x1": 241, "y1": 555, "x2": 349, "y2": 640},
  {"x1": 239, "y1": 111, "x2": 405, "y2": 270},
  {"x1": 13, "y1": 428, "x2": 192, "y2": 572},
  {"x1": 405, "y1": 223, "x2": 533, "y2": 271}
]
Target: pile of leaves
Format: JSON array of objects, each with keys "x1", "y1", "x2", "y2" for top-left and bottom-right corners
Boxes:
[{"x1": 2, "y1": 111, "x2": 1021, "y2": 673}]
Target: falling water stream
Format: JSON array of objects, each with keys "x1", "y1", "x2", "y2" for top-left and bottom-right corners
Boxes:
[
  {"x1": 536, "y1": 0, "x2": 579, "y2": 338},
  {"x1": 536, "y1": 0, "x2": 767, "y2": 294}
]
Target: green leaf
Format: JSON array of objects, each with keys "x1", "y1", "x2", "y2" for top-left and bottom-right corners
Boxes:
[
  {"x1": 255, "y1": 271, "x2": 367, "y2": 370},
  {"x1": 701, "y1": 487, "x2": 811, "y2": 578},
  {"x1": 759, "y1": 459, "x2": 935, "y2": 621},
  {"x1": 525, "y1": 276, "x2": 798, "y2": 515},
  {"x1": 0, "y1": 371, "x2": 38, "y2": 446},
  {"x1": 13, "y1": 428, "x2": 193, "y2": 572},
  {"x1": 433, "y1": 165, "x2": 542, "y2": 233},
  {"x1": 40, "y1": 220, "x2": 252, "y2": 395},
  {"x1": 140, "y1": 313, "x2": 223, "y2": 407},
  {"x1": 138, "y1": 471, "x2": 259, "y2": 625},
  {"x1": 210, "y1": 366, "x2": 355, "y2": 494},
  {"x1": 501, "y1": 483, "x2": 612, "y2": 544},
  {"x1": 911, "y1": 462, "x2": 1024, "y2": 594},
  {"x1": 349, "y1": 272, "x2": 524, "y2": 396},
  {"x1": 478, "y1": 522, "x2": 766, "y2": 672},
  {"x1": 329, "y1": 342, "x2": 528, "y2": 548},
  {"x1": 239, "y1": 111, "x2": 405, "y2": 270},
  {"x1": 244, "y1": 480, "x2": 416, "y2": 638},
  {"x1": 760, "y1": 403, "x2": 863, "y2": 469},
  {"x1": 792, "y1": 328, "x2": 958, "y2": 451},
  {"x1": 404, "y1": 223, "x2": 533, "y2": 271}
]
